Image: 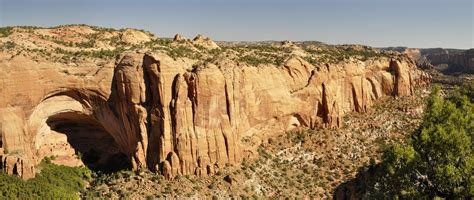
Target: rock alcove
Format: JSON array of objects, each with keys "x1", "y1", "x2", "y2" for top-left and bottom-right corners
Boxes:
[
  {"x1": 31, "y1": 89, "x2": 132, "y2": 173},
  {"x1": 45, "y1": 112, "x2": 131, "y2": 172}
]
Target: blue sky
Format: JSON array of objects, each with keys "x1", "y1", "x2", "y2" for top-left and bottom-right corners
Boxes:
[{"x1": 0, "y1": 0, "x2": 472, "y2": 49}]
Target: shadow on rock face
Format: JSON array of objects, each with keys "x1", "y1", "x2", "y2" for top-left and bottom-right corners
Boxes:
[{"x1": 46, "y1": 112, "x2": 132, "y2": 173}]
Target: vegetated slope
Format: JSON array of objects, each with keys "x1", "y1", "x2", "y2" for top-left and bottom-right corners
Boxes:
[
  {"x1": 0, "y1": 25, "x2": 416, "y2": 67},
  {"x1": 336, "y1": 81, "x2": 474, "y2": 199},
  {"x1": 0, "y1": 158, "x2": 91, "y2": 199}
]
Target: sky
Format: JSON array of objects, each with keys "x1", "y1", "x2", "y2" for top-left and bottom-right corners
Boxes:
[{"x1": 0, "y1": 0, "x2": 472, "y2": 49}]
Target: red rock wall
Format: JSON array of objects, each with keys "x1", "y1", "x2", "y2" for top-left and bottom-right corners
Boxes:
[{"x1": 0, "y1": 52, "x2": 430, "y2": 179}]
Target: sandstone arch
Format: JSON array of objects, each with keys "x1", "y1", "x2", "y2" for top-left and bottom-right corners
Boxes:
[{"x1": 30, "y1": 89, "x2": 131, "y2": 172}]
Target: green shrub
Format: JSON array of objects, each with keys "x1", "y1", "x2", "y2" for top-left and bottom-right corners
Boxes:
[
  {"x1": 74, "y1": 40, "x2": 95, "y2": 48},
  {"x1": 2, "y1": 41, "x2": 16, "y2": 49},
  {"x1": 108, "y1": 36, "x2": 127, "y2": 46},
  {"x1": 238, "y1": 55, "x2": 273, "y2": 66},
  {"x1": 0, "y1": 27, "x2": 13, "y2": 37},
  {"x1": 304, "y1": 46, "x2": 384, "y2": 64},
  {"x1": 365, "y1": 83, "x2": 474, "y2": 199},
  {"x1": 167, "y1": 46, "x2": 200, "y2": 60},
  {"x1": 0, "y1": 160, "x2": 92, "y2": 199},
  {"x1": 54, "y1": 47, "x2": 125, "y2": 60}
]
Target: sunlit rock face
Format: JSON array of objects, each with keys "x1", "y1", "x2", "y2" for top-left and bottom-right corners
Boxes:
[{"x1": 0, "y1": 50, "x2": 430, "y2": 179}]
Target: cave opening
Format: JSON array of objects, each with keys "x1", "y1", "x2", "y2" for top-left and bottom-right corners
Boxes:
[{"x1": 46, "y1": 112, "x2": 131, "y2": 173}]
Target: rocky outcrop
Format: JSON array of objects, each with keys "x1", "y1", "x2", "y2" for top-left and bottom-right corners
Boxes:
[
  {"x1": 394, "y1": 47, "x2": 474, "y2": 73},
  {"x1": 120, "y1": 29, "x2": 153, "y2": 45},
  {"x1": 173, "y1": 34, "x2": 188, "y2": 43},
  {"x1": 0, "y1": 49, "x2": 430, "y2": 179},
  {"x1": 192, "y1": 34, "x2": 220, "y2": 49},
  {"x1": 424, "y1": 49, "x2": 474, "y2": 72}
]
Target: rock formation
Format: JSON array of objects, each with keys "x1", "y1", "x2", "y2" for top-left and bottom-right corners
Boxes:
[
  {"x1": 0, "y1": 26, "x2": 430, "y2": 179},
  {"x1": 173, "y1": 34, "x2": 188, "y2": 43},
  {"x1": 0, "y1": 53, "x2": 430, "y2": 179},
  {"x1": 192, "y1": 34, "x2": 220, "y2": 50},
  {"x1": 390, "y1": 47, "x2": 474, "y2": 73},
  {"x1": 424, "y1": 49, "x2": 474, "y2": 72},
  {"x1": 120, "y1": 29, "x2": 153, "y2": 45}
]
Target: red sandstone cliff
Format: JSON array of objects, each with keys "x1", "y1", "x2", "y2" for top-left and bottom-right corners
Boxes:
[{"x1": 0, "y1": 26, "x2": 430, "y2": 179}]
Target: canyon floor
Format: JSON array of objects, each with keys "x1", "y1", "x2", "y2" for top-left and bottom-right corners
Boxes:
[{"x1": 82, "y1": 87, "x2": 430, "y2": 199}]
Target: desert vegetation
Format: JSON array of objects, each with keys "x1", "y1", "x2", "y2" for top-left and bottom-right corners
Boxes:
[
  {"x1": 0, "y1": 25, "x2": 396, "y2": 67},
  {"x1": 0, "y1": 27, "x2": 13, "y2": 37},
  {"x1": 0, "y1": 158, "x2": 91, "y2": 199},
  {"x1": 338, "y1": 81, "x2": 474, "y2": 199}
]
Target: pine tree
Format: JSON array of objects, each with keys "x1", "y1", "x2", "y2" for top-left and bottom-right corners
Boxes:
[{"x1": 367, "y1": 83, "x2": 474, "y2": 199}]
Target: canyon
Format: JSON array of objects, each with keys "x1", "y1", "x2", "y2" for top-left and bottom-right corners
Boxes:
[
  {"x1": 0, "y1": 25, "x2": 430, "y2": 180},
  {"x1": 388, "y1": 47, "x2": 474, "y2": 73}
]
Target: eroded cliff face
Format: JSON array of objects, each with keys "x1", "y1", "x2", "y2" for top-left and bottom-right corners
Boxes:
[
  {"x1": 395, "y1": 48, "x2": 474, "y2": 73},
  {"x1": 425, "y1": 49, "x2": 474, "y2": 72},
  {"x1": 0, "y1": 50, "x2": 430, "y2": 179}
]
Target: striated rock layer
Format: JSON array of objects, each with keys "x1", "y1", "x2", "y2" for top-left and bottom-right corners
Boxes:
[
  {"x1": 393, "y1": 47, "x2": 474, "y2": 73},
  {"x1": 0, "y1": 51, "x2": 430, "y2": 179},
  {"x1": 425, "y1": 49, "x2": 474, "y2": 72}
]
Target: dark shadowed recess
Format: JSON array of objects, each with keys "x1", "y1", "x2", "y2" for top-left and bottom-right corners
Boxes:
[{"x1": 46, "y1": 112, "x2": 131, "y2": 173}]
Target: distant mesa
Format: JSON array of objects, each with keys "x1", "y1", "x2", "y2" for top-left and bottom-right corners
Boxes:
[{"x1": 387, "y1": 47, "x2": 474, "y2": 74}]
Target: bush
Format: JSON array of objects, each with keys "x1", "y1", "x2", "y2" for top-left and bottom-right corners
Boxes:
[
  {"x1": 0, "y1": 160, "x2": 92, "y2": 199},
  {"x1": 2, "y1": 41, "x2": 16, "y2": 49},
  {"x1": 74, "y1": 40, "x2": 95, "y2": 48},
  {"x1": 167, "y1": 46, "x2": 200, "y2": 60},
  {"x1": 54, "y1": 47, "x2": 125, "y2": 60},
  {"x1": 0, "y1": 27, "x2": 13, "y2": 37},
  {"x1": 238, "y1": 55, "x2": 273, "y2": 66},
  {"x1": 365, "y1": 83, "x2": 474, "y2": 199}
]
